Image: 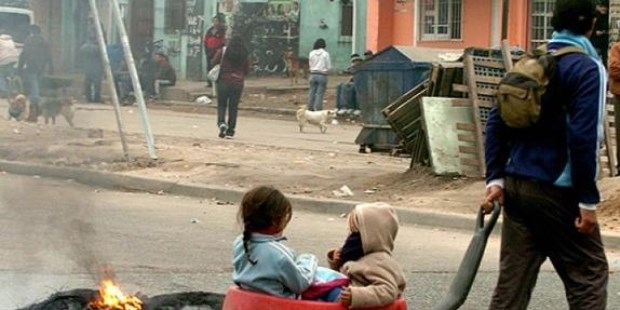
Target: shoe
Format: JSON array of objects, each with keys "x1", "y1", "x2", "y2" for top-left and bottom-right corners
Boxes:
[
  {"x1": 337, "y1": 109, "x2": 347, "y2": 115},
  {"x1": 218, "y1": 123, "x2": 228, "y2": 138},
  {"x1": 353, "y1": 109, "x2": 362, "y2": 116},
  {"x1": 225, "y1": 135, "x2": 233, "y2": 139}
]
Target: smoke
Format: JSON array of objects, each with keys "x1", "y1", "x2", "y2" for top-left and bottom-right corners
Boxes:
[{"x1": 0, "y1": 177, "x2": 102, "y2": 281}]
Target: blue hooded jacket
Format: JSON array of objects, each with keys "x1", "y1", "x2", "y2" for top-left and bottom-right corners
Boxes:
[
  {"x1": 485, "y1": 41, "x2": 606, "y2": 206},
  {"x1": 232, "y1": 233, "x2": 318, "y2": 298}
]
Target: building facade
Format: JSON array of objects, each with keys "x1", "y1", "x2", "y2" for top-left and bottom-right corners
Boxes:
[
  {"x1": 365, "y1": 0, "x2": 572, "y2": 53},
  {"x1": 299, "y1": 0, "x2": 367, "y2": 72}
]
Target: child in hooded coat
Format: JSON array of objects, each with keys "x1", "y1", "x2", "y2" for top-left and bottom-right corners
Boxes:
[{"x1": 327, "y1": 202, "x2": 406, "y2": 308}]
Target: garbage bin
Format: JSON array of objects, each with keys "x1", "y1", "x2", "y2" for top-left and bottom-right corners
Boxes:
[{"x1": 353, "y1": 46, "x2": 455, "y2": 151}]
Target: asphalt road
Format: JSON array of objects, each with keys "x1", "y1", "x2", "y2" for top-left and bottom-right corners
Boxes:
[{"x1": 0, "y1": 174, "x2": 618, "y2": 309}]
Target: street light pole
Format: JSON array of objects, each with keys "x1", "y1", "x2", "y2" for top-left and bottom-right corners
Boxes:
[
  {"x1": 88, "y1": 0, "x2": 129, "y2": 160},
  {"x1": 110, "y1": 0, "x2": 158, "y2": 160}
]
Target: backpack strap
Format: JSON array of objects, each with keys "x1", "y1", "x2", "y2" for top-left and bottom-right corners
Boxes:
[
  {"x1": 551, "y1": 46, "x2": 585, "y2": 57},
  {"x1": 533, "y1": 44, "x2": 584, "y2": 57}
]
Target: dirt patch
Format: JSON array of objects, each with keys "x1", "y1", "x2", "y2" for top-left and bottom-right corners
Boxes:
[
  {"x1": 1, "y1": 119, "x2": 619, "y2": 232},
  {"x1": 599, "y1": 178, "x2": 620, "y2": 230}
]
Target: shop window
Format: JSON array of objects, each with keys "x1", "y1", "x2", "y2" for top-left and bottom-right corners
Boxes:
[
  {"x1": 165, "y1": 0, "x2": 186, "y2": 33},
  {"x1": 340, "y1": 2, "x2": 353, "y2": 39},
  {"x1": 419, "y1": 0, "x2": 462, "y2": 41},
  {"x1": 530, "y1": 0, "x2": 555, "y2": 48}
]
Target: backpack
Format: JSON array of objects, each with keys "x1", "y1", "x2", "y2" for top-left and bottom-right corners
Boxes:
[{"x1": 496, "y1": 45, "x2": 584, "y2": 128}]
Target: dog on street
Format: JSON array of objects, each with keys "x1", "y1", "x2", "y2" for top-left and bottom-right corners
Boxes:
[
  {"x1": 284, "y1": 50, "x2": 309, "y2": 85},
  {"x1": 41, "y1": 97, "x2": 75, "y2": 127},
  {"x1": 7, "y1": 94, "x2": 29, "y2": 122},
  {"x1": 296, "y1": 106, "x2": 336, "y2": 133}
]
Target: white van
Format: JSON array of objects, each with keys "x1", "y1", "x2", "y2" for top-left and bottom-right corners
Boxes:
[{"x1": 0, "y1": 6, "x2": 33, "y2": 45}]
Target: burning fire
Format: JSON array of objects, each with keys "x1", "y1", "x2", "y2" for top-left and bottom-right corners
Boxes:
[{"x1": 89, "y1": 280, "x2": 143, "y2": 310}]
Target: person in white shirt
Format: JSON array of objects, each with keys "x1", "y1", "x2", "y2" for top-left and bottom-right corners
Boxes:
[
  {"x1": 0, "y1": 33, "x2": 19, "y2": 96},
  {"x1": 307, "y1": 38, "x2": 331, "y2": 111}
]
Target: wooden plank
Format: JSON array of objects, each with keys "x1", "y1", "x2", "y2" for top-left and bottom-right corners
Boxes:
[
  {"x1": 451, "y1": 98, "x2": 471, "y2": 107},
  {"x1": 458, "y1": 134, "x2": 477, "y2": 142},
  {"x1": 460, "y1": 157, "x2": 481, "y2": 167},
  {"x1": 476, "y1": 88, "x2": 498, "y2": 97},
  {"x1": 501, "y1": 40, "x2": 514, "y2": 71},
  {"x1": 604, "y1": 111, "x2": 618, "y2": 176},
  {"x1": 452, "y1": 83, "x2": 469, "y2": 93},
  {"x1": 464, "y1": 54, "x2": 487, "y2": 177},
  {"x1": 474, "y1": 75, "x2": 503, "y2": 85},
  {"x1": 472, "y1": 58, "x2": 505, "y2": 70},
  {"x1": 456, "y1": 123, "x2": 476, "y2": 131},
  {"x1": 459, "y1": 145, "x2": 478, "y2": 154}
]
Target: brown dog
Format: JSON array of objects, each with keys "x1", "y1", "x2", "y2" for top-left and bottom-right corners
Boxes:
[
  {"x1": 284, "y1": 50, "x2": 309, "y2": 85},
  {"x1": 41, "y1": 97, "x2": 75, "y2": 127},
  {"x1": 7, "y1": 94, "x2": 29, "y2": 121}
]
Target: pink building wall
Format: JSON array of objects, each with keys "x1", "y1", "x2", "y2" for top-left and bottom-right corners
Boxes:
[{"x1": 367, "y1": 0, "x2": 530, "y2": 52}]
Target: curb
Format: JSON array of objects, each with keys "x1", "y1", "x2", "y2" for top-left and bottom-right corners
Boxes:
[
  {"x1": 1, "y1": 159, "x2": 619, "y2": 250},
  {"x1": 114, "y1": 100, "x2": 299, "y2": 116}
]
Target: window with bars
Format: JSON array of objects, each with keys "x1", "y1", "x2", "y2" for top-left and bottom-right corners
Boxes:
[
  {"x1": 165, "y1": 0, "x2": 187, "y2": 34},
  {"x1": 341, "y1": 2, "x2": 354, "y2": 38},
  {"x1": 419, "y1": 0, "x2": 462, "y2": 41},
  {"x1": 530, "y1": 0, "x2": 555, "y2": 48}
]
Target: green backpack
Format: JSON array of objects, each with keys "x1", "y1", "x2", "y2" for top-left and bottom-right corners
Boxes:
[{"x1": 496, "y1": 45, "x2": 584, "y2": 128}]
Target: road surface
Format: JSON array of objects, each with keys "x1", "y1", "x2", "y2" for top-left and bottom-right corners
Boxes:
[{"x1": 1, "y1": 174, "x2": 618, "y2": 309}]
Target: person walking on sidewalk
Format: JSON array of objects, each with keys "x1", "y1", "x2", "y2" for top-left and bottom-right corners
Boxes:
[
  {"x1": 307, "y1": 38, "x2": 331, "y2": 111},
  {"x1": 482, "y1": 0, "x2": 609, "y2": 309},
  {"x1": 214, "y1": 36, "x2": 250, "y2": 139},
  {"x1": 204, "y1": 15, "x2": 227, "y2": 88},
  {"x1": 80, "y1": 35, "x2": 103, "y2": 103},
  {"x1": 608, "y1": 39, "x2": 620, "y2": 176},
  {"x1": 19, "y1": 25, "x2": 53, "y2": 122}
]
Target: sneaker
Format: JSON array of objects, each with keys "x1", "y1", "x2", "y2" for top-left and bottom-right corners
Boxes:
[
  {"x1": 218, "y1": 123, "x2": 228, "y2": 138},
  {"x1": 337, "y1": 109, "x2": 347, "y2": 115},
  {"x1": 353, "y1": 109, "x2": 362, "y2": 116}
]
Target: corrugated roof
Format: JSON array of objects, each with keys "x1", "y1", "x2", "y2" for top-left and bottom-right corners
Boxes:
[
  {"x1": 0, "y1": 0, "x2": 29, "y2": 9},
  {"x1": 393, "y1": 45, "x2": 464, "y2": 64}
]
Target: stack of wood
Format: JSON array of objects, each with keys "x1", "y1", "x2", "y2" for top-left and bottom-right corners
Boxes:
[
  {"x1": 381, "y1": 64, "x2": 464, "y2": 167},
  {"x1": 455, "y1": 43, "x2": 616, "y2": 177}
]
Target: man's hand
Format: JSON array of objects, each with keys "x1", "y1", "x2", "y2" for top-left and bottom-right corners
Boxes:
[
  {"x1": 339, "y1": 287, "x2": 352, "y2": 306},
  {"x1": 481, "y1": 185, "x2": 504, "y2": 214},
  {"x1": 575, "y1": 209, "x2": 598, "y2": 235}
]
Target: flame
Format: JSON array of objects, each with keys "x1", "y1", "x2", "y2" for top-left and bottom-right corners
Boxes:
[{"x1": 90, "y1": 280, "x2": 143, "y2": 310}]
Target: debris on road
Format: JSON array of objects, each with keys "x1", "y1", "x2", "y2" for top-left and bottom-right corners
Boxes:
[
  {"x1": 191, "y1": 218, "x2": 200, "y2": 224},
  {"x1": 333, "y1": 185, "x2": 354, "y2": 198},
  {"x1": 196, "y1": 96, "x2": 212, "y2": 105}
]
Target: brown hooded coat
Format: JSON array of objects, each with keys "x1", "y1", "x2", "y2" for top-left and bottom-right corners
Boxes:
[{"x1": 328, "y1": 203, "x2": 406, "y2": 308}]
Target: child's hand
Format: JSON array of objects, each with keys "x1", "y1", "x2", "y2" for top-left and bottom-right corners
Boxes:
[
  {"x1": 339, "y1": 287, "x2": 352, "y2": 306},
  {"x1": 333, "y1": 249, "x2": 342, "y2": 263}
]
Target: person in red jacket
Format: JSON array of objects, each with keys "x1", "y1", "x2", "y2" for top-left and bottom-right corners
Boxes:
[{"x1": 204, "y1": 15, "x2": 226, "y2": 87}]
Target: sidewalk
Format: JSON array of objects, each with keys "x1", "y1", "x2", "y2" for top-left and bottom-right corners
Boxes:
[{"x1": 161, "y1": 75, "x2": 352, "y2": 106}]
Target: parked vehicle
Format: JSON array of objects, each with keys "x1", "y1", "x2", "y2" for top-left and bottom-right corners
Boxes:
[{"x1": 0, "y1": 6, "x2": 33, "y2": 46}]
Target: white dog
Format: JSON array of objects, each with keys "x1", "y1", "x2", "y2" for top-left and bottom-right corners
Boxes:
[{"x1": 296, "y1": 107, "x2": 337, "y2": 133}]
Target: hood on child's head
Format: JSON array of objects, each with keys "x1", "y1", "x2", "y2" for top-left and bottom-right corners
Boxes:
[{"x1": 349, "y1": 202, "x2": 399, "y2": 254}]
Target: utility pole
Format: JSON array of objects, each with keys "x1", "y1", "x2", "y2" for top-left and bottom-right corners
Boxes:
[
  {"x1": 110, "y1": 0, "x2": 158, "y2": 160},
  {"x1": 88, "y1": 0, "x2": 129, "y2": 160},
  {"x1": 501, "y1": 0, "x2": 509, "y2": 40}
]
